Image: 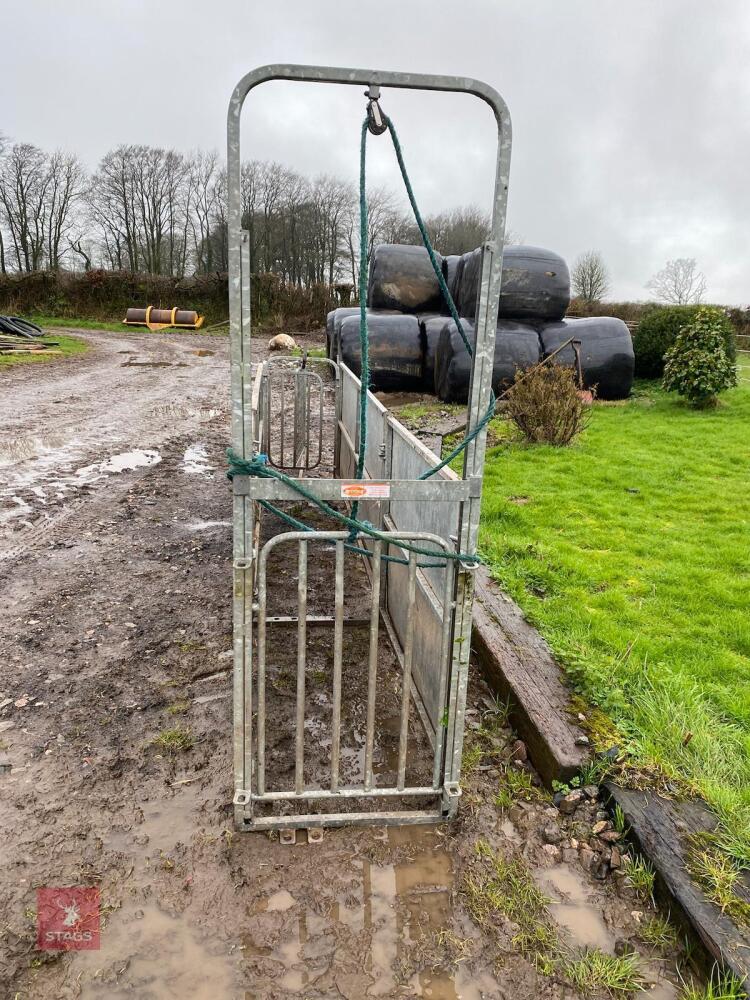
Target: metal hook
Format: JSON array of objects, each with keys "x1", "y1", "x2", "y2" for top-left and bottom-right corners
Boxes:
[{"x1": 365, "y1": 85, "x2": 388, "y2": 136}]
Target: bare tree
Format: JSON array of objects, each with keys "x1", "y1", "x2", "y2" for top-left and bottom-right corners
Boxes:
[
  {"x1": 647, "y1": 258, "x2": 706, "y2": 304},
  {"x1": 344, "y1": 185, "x2": 409, "y2": 294},
  {"x1": 89, "y1": 145, "x2": 141, "y2": 270},
  {"x1": 411, "y1": 205, "x2": 491, "y2": 255},
  {"x1": 572, "y1": 250, "x2": 611, "y2": 303},
  {"x1": 189, "y1": 150, "x2": 221, "y2": 273},
  {"x1": 0, "y1": 132, "x2": 7, "y2": 274},
  {"x1": 45, "y1": 151, "x2": 86, "y2": 269},
  {"x1": 0, "y1": 143, "x2": 52, "y2": 271}
]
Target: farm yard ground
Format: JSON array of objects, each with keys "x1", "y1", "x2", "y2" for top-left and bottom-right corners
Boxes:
[{"x1": 0, "y1": 327, "x2": 697, "y2": 999}]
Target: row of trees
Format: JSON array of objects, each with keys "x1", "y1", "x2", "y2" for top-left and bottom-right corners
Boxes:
[
  {"x1": 571, "y1": 250, "x2": 707, "y2": 306},
  {"x1": 0, "y1": 137, "x2": 492, "y2": 293},
  {"x1": 1, "y1": 135, "x2": 709, "y2": 304}
]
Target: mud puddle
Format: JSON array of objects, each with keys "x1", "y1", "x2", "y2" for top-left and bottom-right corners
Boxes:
[
  {"x1": 75, "y1": 901, "x2": 238, "y2": 1000},
  {"x1": 241, "y1": 825, "x2": 495, "y2": 999},
  {"x1": 0, "y1": 449, "x2": 162, "y2": 533},
  {"x1": 183, "y1": 443, "x2": 214, "y2": 476},
  {"x1": 536, "y1": 864, "x2": 615, "y2": 953}
]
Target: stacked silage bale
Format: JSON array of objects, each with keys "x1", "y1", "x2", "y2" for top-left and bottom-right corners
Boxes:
[{"x1": 327, "y1": 242, "x2": 634, "y2": 402}]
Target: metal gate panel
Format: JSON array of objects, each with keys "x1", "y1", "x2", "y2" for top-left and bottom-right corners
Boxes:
[
  {"x1": 233, "y1": 529, "x2": 458, "y2": 830},
  {"x1": 227, "y1": 64, "x2": 512, "y2": 831}
]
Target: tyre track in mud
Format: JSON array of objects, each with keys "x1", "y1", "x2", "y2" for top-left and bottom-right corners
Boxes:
[
  {"x1": 0, "y1": 330, "x2": 229, "y2": 563},
  {"x1": 0, "y1": 329, "x2": 686, "y2": 999}
]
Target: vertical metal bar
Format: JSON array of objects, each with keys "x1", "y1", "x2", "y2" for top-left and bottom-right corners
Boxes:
[
  {"x1": 397, "y1": 550, "x2": 418, "y2": 791},
  {"x1": 280, "y1": 373, "x2": 286, "y2": 468},
  {"x1": 257, "y1": 552, "x2": 268, "y2": 795},
  {"x1": 364, "y1": 540, "x2": 382, "y2": 790},
  {"x1": 333, "y1": 365, "x2": 342, "y2": 476},
  {"x1": 317, "y1": 375, "x2": 324, "y2": 469},
  {"x1": 295, "y1": 540, "x2": 308, "y2": 794},
  {"x1": 432, "y1": 557, "x2": 455, "y2": 789},
  {"x1": 305, "y1": 374, "x2": 311, "y2": 468},
  {"x1": 330, "y1": 541, "x2": 345, "y2": 792}
]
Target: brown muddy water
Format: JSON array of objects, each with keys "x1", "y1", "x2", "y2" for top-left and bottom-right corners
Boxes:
[{"x1": 0, "y1": 330, "x2": 691, "y2": 998}]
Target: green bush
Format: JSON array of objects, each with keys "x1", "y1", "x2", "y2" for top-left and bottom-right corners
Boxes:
[
  {"x1": 662, "y1": 307, "x2": 737, "y2": 408},
  {"x1": 633, "y1": 305, "x2": 736, "y2": 378}
]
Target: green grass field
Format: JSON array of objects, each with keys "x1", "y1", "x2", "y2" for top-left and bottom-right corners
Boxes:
[
  {"x1": 28, "y1": 314, "x2": 231, "y2": 336},
  {"x1": 0, "y1": 333, "x2": 88, "y2": 368},
  {"x1": 30, "y1": 314, "x2": 127, "y2": 333},
  {"x1": 479, "y1": 382, "x2": 750, "y2": 861}
]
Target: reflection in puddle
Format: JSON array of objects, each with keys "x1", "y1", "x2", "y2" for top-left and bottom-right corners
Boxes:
[
  {"x1": 74, "y1": 903, "x2": 237, "y2": 999},
  {"x1": 77, "y1": 449, "x2": 162, "y2": 479},
  {"x1": 183, "y1": 519, "x2": 231, "y2": 532},
  {"x1": 242, "y1": 826, "x2": 498, "y2": 999},
  {"x1": 182, "y1": 443, "x2": 213, "y2": 476},
  {"x1": 536, "y1": 865, "x2": 616, "y2": 954},
  {"x1": 107, "y1": 785, "x2": 204, "y2": 855},
  {"x1": 0, "y1": 449, "x2": 162, "y2": 534}
]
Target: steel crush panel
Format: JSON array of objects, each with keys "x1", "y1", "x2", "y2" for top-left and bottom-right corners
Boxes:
[{"x1": 337, "y1": 366, "x2": 460, "y2": 733}]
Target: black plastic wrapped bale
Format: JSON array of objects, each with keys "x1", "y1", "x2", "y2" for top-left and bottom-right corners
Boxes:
[
  {"x1": 458, "y1": 245, "x2": 571, "y2": 322},
  {"x1": 330, "y1": 308, "x2": 402, "y2": 359},
  {"x1": 456, "y1": 250, "x2": 481, "y2": 318},
  {"x1": 325, "y1": 309, "x2": 337, "y2": 358},
  {"x1": 339, "y1": 313, "x2": 423, "y2": 392},
  {"x1": 442, "y1": 255, "x2": 464, "y2": 303},
  {"x1": 419, "y1": 316, "x2": 451, "y2": 394},
  {"x1": 435, "y1": 319, "x2": 542, "y2": 403},
  {"x1": 539, "y1": 317, "x2": 634, "y2": 400},
  {"x1": 367, "y1": 244, "x2": 444, "y2": 314},
  {"x1": 329, "y1": 307, "x2": 362, "y2": 359}
]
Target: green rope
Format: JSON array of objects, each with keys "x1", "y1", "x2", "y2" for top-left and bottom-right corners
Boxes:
[
  {"x1": 227, "y1": 450, "x2": 480, "y2": 565},
  {"x1": 257, "y1": 498, "x2": 446, "y2": 569},
  {"x1": 349, "y1": 118, "x2": 371, "y2": 535},
  {"x1": 383, "y1": 117, "x2": 473, "y2": 356},
  {"x1": 227, "y1": 107, "x2": 499, "y2": 564},
  {"x1": 379, "y1": 114, "x2": 497, "y2": 479}
]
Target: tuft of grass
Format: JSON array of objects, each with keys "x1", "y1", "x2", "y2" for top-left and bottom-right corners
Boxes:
[
  {"x1": 150, "y1": 726, "x2": 193, "y2": 753},
  {"x1": 495, "y1": 765, "x2": 544, "y2": 810},
  {"x1": 166, "y1": 700, "x2": 190, "y2": 715},
  {"x1": 623, "y1": 855, "x2": 656, "y2": 902},
  {"x1": 290, "y1": 345, "x2": 326, "y2": 358},
  {"x1": 461, "y1": 702, "x2": 511, "y2": 779},
  {"x1": 479, "y1": 382, "x2": 750, "y2": 860},
  {"x1": 686, "y1": 846, "x2": 750, "y2": 924},
  {"x1": 679, "y1": 970, "x2": 748, "y2": 999},
  {"x1": 462, "y1": 841, "x2": 558, "y2": 970},
  {"x1": 612, "y1": 803, "x2": 628, "y2": 835},
  {"x1": 638, "y1": 913, "x2": 678, "y2": 951},
  {"x1": 564, "y1": 948, "x2": 645, "y2": 996},
  {"x1": 0, "y1": 333, "x2": 87, "y2": 368}
]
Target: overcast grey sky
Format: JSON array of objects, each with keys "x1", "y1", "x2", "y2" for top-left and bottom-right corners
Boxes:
[{"x1": 2, "y1": 0, "x2": 748, "y2": 303}]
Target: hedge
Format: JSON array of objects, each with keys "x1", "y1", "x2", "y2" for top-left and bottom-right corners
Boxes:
[{"x1": 0, "y1": 269, "x2": 344, "y2": 330}]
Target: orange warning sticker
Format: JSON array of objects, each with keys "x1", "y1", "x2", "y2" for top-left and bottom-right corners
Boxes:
[{"x1": 341, "y1": 482, "x2": 391, "y2": 499}]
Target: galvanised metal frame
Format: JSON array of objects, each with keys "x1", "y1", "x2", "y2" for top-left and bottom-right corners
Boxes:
[{"x1": 227, "y1": 64, "x2": 512, "y2": 831}]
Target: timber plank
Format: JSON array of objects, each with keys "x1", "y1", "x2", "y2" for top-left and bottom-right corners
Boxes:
[
  {"x1": 471, "y1": 566, "x2": 589, "y2": 785},
  {"x1": 605, "y1": 783, "x2": 750, "y2": 983}
]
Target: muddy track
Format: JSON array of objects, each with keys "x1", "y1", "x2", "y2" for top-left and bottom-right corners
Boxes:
[{"x1": 0, "y1": 329, "x2": 685, "y2": 999}]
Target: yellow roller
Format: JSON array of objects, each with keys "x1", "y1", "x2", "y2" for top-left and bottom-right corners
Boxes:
[{"x1": 123, "y1": 307, "x2": 204, "y2": 331}]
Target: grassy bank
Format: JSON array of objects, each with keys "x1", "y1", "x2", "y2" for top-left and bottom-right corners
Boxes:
[
  {"x1": 0, "y1": 333, "x2": 88, "y2": 368},
  {"x1": 30, "y1": 314, "x2": 127, "y2": 334},
  {"x1": 30, "y1": 314, "x2": 231, "y2": 336},
  {"x1": 478, "y1": 383, "x2": 750, "y2": 861}
]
